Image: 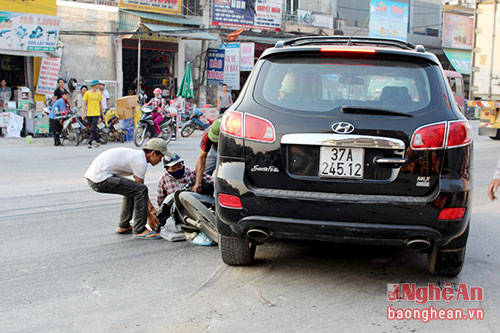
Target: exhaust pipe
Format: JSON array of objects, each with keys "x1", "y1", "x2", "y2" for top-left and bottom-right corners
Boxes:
[
  {"x1": 406, "y1": 238, "x2": 431, "y2": 250},
  {"x1": 247, "y1": 228, "x2": 270, "y2": 243}
]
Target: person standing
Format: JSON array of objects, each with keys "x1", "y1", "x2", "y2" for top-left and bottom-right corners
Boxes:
[
  {"x1": 82, "y1": 80, "x2": 103, "y2": 149},
  {"x1": 85, "y1": 138, "x2": 169, "y2": 239},
  {"x1": 54, "y1": 78, "x2": 67, "y2": 100},
  {"x1": 0, "y1": 79, "x2": 11, "y2": 101},
  {"x1": 99, "y1": 82, "x2": 110, "y2": 111},
  {"x1": 49, "y1": 91, "x2": 70, "y2": 146},
  {"x1": 217, "y1": 84, "x2": 233, "y2": 115},
  {"x1": 74, "y1": 85, "x2": 87, "y2": 110}
]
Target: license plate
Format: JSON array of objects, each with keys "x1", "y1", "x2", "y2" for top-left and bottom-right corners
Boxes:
[
  {"x1": 319, "y1": 147, "x2": 364, "y2": 179},
  {"x1": 71, "y1": 122, "x2": 80, "y2": 129},
  {"x1": 97, "y1": 122, "x2": 105, "y2": 129},
  {"x1": 113, "y1": 123, "x2": 122, "y2": 130}
]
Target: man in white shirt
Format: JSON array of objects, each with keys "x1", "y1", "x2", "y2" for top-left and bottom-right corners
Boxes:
[
  {"x1": 99, "y1": 82, "x2": 110, "y2": 111},
  {"x1": 85, "y1": 138, "x2": 170, "y2": 239}
]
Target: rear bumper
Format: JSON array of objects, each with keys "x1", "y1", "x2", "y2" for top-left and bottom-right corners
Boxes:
[{"x1": 215, "y1": 160, "x2": 471, "y2": 247}]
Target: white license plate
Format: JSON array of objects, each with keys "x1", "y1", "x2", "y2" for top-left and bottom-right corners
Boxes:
[
  {"x1": 319, "y1": 147, "x2": 364, "y2": 179},
  {"x1": 113, "y1": 123, "x2": 122, "y2": 130},
  {"x1": 71, "y1": 122, "x2": 80, "y2": 129},
  {"x1": 97, "y1": 122, "x2": 105, "y2": 129}
]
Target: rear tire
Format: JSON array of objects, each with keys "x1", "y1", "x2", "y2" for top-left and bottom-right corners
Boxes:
[
  {"x1": 134, "y1": 125, "x2": 147, "y2": 146},
  {"x1": 181, "y1": 123, "x2": 195, "y2": 137},
  {"x1": 220, "y1": 234, "x2": 256, "y2": 266},
  {"x1": 69, "y1": 128, "x2": 80, "y2": 146},
  {"x1": 427, "y1": 224, "x2": 469, "y2": 276},
  {"x1": 99, "y1": 131, "x2": 109, "y2": 144}
]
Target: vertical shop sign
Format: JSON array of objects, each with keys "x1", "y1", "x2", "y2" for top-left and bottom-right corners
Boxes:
[
  {"x1": 0, "y1": 11, "x2": 61, "y2": 52},
  {"x1": 240, "y1": 42, "x2": 254, "y2": 72},
  {"x1": 220, "y1": 43, "x2": 240, "y2": 90},
  {"x1": 368, "y1": 0, "x2": 408, "y2": 42},
  {"x1": 36, "y1": 57, "x2": 61, "y2": 95},
  {"x1": 212, "y1": 0, "x2": 281, "y2": 31},
  {"x1": 207, "y1": 48, "x2": 225, "y2": 86}
]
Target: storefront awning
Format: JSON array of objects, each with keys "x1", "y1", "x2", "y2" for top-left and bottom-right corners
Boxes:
[
  {"x1": 1, "y1": 49, "x2": 60, "y2": 58},
  {"x1": 143, "y1": 23, "x2": 218, "y2": 41},
  {"x1": 122, "y1": 10, "x2": 202, "y2": 27},
  {"x1": 443, "y1": 48, "x2": 472, "y2": 75}
]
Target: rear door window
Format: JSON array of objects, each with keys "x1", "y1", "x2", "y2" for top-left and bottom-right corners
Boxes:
[{"x1": 254, "y1": 57, "x2": 438, "y2": 114}]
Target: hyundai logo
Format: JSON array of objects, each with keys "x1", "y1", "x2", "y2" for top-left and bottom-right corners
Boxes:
[{"x1": 331, "y1": 122, "x2": 355, "y2": 134}]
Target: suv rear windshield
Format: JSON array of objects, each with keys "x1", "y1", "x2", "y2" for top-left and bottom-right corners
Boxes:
[{"x1": 254, "y1": 56, "x2": 438, "y2": 114}]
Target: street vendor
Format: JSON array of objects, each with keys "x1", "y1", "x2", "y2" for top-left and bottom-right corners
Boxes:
[
  {"x1": 145, "y1": 88, "x2": 167, "y2": 135},
  {"x1": 0, "y1": 79, "x2": 11, "y2": 101}
]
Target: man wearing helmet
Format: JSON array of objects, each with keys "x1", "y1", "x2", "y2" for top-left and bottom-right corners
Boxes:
[{"x1": 145, "y1": 88, "x2": 167, "y2": 135}]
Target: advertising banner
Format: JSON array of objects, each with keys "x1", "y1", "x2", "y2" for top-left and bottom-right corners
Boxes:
[
  {"x1": 297, "y1": 10, "x2": 333, "y2": 29},
  {"x1": 207, "y1": 48, "x2": 225, "y2": 86},
  {"x1": 220, "y1": 43, "x2": 240, "y2": 90},
  {"x1": 443, "y1": 48, "x2": 472, "y2": 75},
  {"x1": 442, "y1": 13, "x2": 473, "y2": 50},
  {"x1": 240, "y1": 42, "x2": 254, "y2": 71},
  {"x1": 0, "y1": 11, "x2": 61, "y2": 52},
  {"x1": 212, "y1": 0, "x2": 282, "y2": 31},
  {"x1": 120, "y1": 0, "x2": 182, "y2": 15},
  {"x1": 368, "y1": 0, "x2": 408, "y2": 42},
  {"x1": 35, "y1": 56, "x2": 61, "y2": 95}
]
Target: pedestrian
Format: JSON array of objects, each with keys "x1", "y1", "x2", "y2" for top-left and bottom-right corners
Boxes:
[
  {"x1": 99, "y1": 82, "x2": 110, "y2": 112},
  {"x1": 488, "y1": 156, "x2": 500, "y2": 201},
  {"x1": 156, "y1": 152, "x2": 215, "y2": 245},
  {"x1": 74, "y1": 85, "x2": 87, "y2": 110},
  {"x1": 217, "y1": 84, "x2": 233, "y2": 115},
  {"x1": 0, "y1": 79, "x2": 12, "y2": 101},
  {"x1": 49, "y1": 91, "x2": 70, "y2": 146},
  {"x1": 144, "y1": 88, "x2": 167, "y2": 136},
  {"x1": 82, "y1": 80, "x2": 103, "y2": 149},
  {"x1": 193, "y1": 118, "x2": 220, "y2": 193},
  {"x1": 85, "y1": 138, "x2": 169, "y2": 239},
  {"x1": 54, "y1": 78, "x2": 67, "y2": 100}
]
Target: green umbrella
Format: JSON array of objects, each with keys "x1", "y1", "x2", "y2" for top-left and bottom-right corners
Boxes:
[{"x1": 176, "y1": 62, "x2": 194, "y2": 99}]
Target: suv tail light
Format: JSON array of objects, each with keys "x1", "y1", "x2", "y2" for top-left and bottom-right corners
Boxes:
[
  {"x1": 438, "y1": 207, "x2": 466, "y2": 220},
  {"x1": 411, "y1": 121, "x2": 472, "y2": 150},
  {"x1": 447, "y1": 120, "x2": 472, "y2": 148},
  {"x1": 221, "y1": 110, "x2": 242, "y2": 138},
  {"x1": 218, "y1": 193, "x2": 242, "y2": 209},
  {"x1": 411, "y1": 122, "x2": 446, "y2": 149},
  {"x1": 245, "y1": 114, "x2": 275, "y2": 142},
  {"x1": 221, "y1": 111, "x2": 275, "y2": 143}
]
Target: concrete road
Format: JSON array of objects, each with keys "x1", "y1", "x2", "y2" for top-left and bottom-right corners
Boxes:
[{"x1": 0, "y1": 122, "x2": 499, "y2": 332}]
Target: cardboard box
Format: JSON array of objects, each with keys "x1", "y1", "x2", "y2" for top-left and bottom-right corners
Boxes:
[
  {"x1": 123, "y1": 108, "x2": 135, "y2": 120},
  {"x1": 15, "y1": 87, "x2": 32, "y2": 101},
  {"x1": 116, "y1": 95, "x2": 138, "y2": 109},
  {"x1": 36, "y1": 101, "x2": 45, "y2": 112}
]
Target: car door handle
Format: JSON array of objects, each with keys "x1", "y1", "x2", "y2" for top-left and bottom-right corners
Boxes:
[{"x1": 374, "y1": 157, "x2": 407, "y2": 165}]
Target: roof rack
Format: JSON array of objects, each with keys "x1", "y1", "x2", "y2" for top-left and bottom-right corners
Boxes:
[{"x1": 275, "y1": 36, "x2": 423, "y2": 52}]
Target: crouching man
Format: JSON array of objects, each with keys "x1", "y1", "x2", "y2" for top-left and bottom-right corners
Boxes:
[{"x1": 85, "y1": 138, "x2": 169, "y2": 239}]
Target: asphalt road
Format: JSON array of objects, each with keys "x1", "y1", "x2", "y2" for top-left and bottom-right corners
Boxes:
[{"x1": 1, "y1": 122, "x2": 499, "y2": 332}]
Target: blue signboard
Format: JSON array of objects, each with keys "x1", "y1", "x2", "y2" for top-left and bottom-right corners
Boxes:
[
  {"x1": 207, "y1": 48, "x2": 225, "y2": 86},
  {"x1": 369, "y1": 0, "x2": 409, "y2": 42}
]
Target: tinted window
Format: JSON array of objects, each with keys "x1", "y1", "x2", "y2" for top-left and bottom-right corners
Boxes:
[{"x1": 254, "y1": 57, "x2": 436, "y2": 113}]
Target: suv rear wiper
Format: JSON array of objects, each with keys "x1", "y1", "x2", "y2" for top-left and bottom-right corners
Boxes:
[{"x1": 341, "y1": 106, "x2": 413, "y2": 117}]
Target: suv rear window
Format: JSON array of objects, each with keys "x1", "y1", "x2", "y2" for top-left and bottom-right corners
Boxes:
[{"x1": 254, "y1": 57, "x2": 437, "y2": 114}]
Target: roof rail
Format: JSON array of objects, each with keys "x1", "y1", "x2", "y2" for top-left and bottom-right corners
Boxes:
[{"x1": 275, "y1": 36, "x2": 417, "y2": 51}]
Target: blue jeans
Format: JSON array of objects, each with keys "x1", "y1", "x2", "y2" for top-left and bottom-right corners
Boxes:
[{"x1": 205, "y1": 148, "x2": 217, "y2": 176}]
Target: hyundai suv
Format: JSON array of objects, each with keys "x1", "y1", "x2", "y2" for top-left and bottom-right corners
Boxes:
[{"x1": 214, "y1": 36, "x2": 472, "y2": 276}]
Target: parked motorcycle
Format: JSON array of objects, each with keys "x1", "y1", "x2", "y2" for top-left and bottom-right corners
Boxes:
[
  {"x1": 105, "y1": 110, "x2": 125, "y2": 143},
  {"x1": 156, "y1": 182, "x2": 218, "y2": 244},
  {"x1": 180, "y1": 107, "x2": 212, "y2": 138},
  {"x1": 134, "y1": 106, "x2": 174, "y2": 146},
  {"x1": 77, "y1": 114, "x2": 109, "y2": 144},
  {"x1": 57, "y1": 111, "x2": 81, "y2": 146}
]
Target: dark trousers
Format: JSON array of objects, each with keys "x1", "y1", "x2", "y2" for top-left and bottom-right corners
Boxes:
[
  {"x1": 49, "y1": 118, "x2": 62, "y2": 145},
  {"x1": 87, "y1": 176, "x2": 149, "y2": 234},
  {"x1": 87, "y1": 116, "x2": 100, "y2": 145},
  {"x1": 219, "y1": 107, "x2": 229, "y2": 115}
]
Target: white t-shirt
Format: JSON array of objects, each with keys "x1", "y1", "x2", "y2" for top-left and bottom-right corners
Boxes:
[
  {"x1": 85, "y1": 148, "x2": 147, "y2": 183},
  {"x1": 101, "y1": 89, "x2": 110, "y2": 110}
]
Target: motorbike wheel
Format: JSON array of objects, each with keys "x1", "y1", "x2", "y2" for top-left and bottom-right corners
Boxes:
[
  {"x1": 177, "y1": 192, "x2": 218, "y2": 243},
  {"x1": 68, "y1": 128, "x2": 80, "y2": 146},
  {"x1": 119, "y1": 132, "x2": 125, "y2": 143},
  {"x1": 99, "y1": 131, "x2": 109, "y2": 145},
  {"x1": 134, "y1": 125, "x2": 147, "y2": 147},
  {"x1": 161, "y1": 125, "x2": 172, "y2": 144},
  {"x1": 181, "y1": 123, "x2": 195, "y2": 137}
]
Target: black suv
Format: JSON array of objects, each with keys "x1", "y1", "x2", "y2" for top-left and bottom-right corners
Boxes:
[{"x1": 214, "y1": 36, "x2": 472, "y2": 276}]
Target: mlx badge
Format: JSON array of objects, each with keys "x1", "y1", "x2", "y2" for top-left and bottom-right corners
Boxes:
[{"x1": 416, "y1": 176, "x2": 430, "y2": 187}]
